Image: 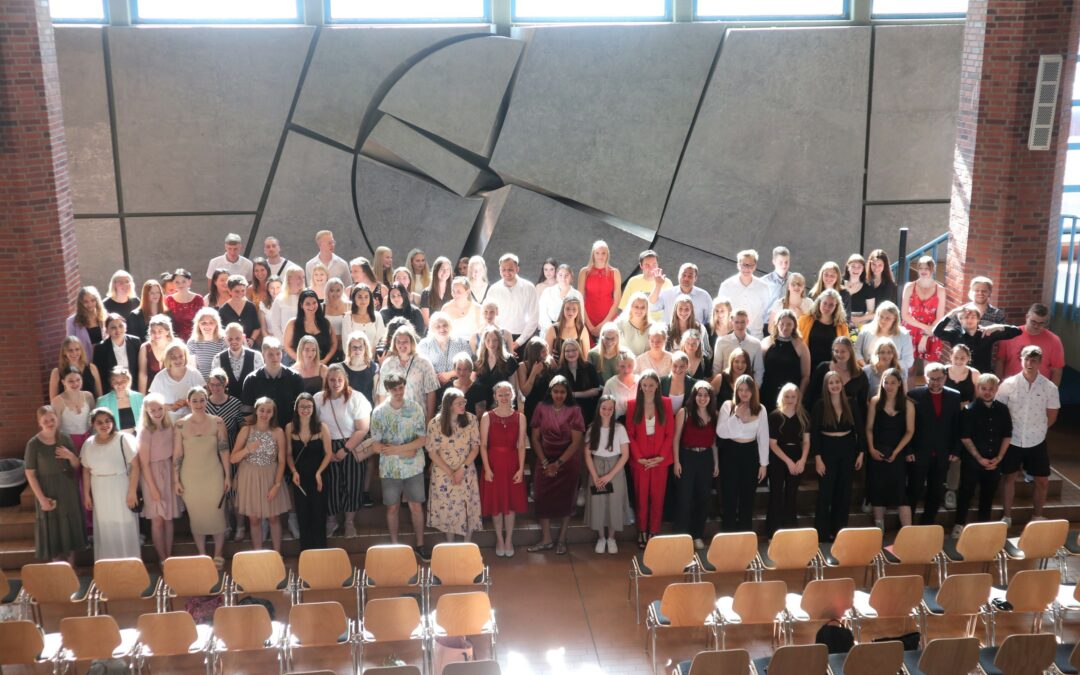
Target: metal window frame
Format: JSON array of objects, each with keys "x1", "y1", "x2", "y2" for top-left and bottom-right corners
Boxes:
[
  {"x1": 325, "y1": 0, "x2": 491, "y2": 24},
  {"x1": 131, "y1": 0, "x2": 304, "y2": 24},
  {"x1": 693, "y1": 0, "x2": 848, "y2": 22},
  {"x1": 511, "y1": 0, "x2": 672, "y2": 23}
]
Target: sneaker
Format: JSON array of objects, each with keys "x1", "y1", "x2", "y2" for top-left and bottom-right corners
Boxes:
[
  {"x1": 693, "y1": 538, "x2": 705, "y2": 551},
  {"x1": 361, "y1": 492, "x2": 375, "y2": 508},
  {"x1": 606, "y1": 538, "x2": 618, "y2": 554},
  {"x1": 577, "y1": 488, "x2": 586, "y2": 507},
  {"x1": 413, "y1": 545, "x2": 430, "y2": 562},
  {"x1": 944, "y1": 490, "x2": 957, "y2": 510},
  {"x1": 1024, "y1": 472, "x2": 1034, "y2": 483},
  {"x1": 1001, "y1": 516, "x2": 1012, "y2": 528},
  {"x1": 287, "y1": 513, "x2": 300, "y2": 539},
  {"x1": 951, "y1": 524, "x2": 964, "y2": 539},
  {"x1": 861, "y1": 500, "x2": 872, "y2": 515},
  {"x1": 875, "y1": 520, "x2": 885, "y2": 532},
  {"x1": 595, "y1": 538, "x2": 606, "y2": 554},
  {"x1": 1031, "y1": 515, "x2": 1047, "y2": 522},
  {"x1": 233, "y1": 526, "x2": 246, "y2": 542}
]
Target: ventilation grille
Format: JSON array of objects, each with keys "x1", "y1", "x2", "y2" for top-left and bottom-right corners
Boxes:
[{"x1": 1028, "y1": 55, "x2": 1063, "y2": 151}]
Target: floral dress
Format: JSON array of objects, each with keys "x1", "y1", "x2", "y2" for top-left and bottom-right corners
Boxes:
[
  {"x1": 425, "y1": 414, "x2": 482, "y2": 536},
  {"x1": 904, "y1": 288, "x2": 943, "y2": 361}
]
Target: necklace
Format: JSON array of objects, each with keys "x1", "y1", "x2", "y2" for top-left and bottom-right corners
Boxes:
[{"x1": 492, "y1": 410, "x2": 513, "y2": 429}]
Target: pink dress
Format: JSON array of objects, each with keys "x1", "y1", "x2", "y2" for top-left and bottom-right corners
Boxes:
[
  {"x1": 904, "y1": 287, "x2": 943, "y2": 361},
  {"x1": 138, "y1": 427, "x2": 184, "y2": 520}
]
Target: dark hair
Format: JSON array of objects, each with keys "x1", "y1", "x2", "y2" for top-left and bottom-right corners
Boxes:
[
  {"x1": 173, "y1": 268, "x2": 192, "y2": 280},
  {"x1": 207, "y1": 268, "x2": 229, "y2": 305},
  {"x1": 875, "y1": 367, "x2": 908, "y2": 417},
  {"x1": 383, "y1": 373, "x2": 407, "y2": 390},
  {"x1": 291, "y1": 392, "x2": 321, "y2": 437},
  {"x1": 632, "y1": 370, "x2": 665, "y2": 425},
  {"x1": 867, "y1": 249, "x2": 896, "y2": 288},
  {"x1": 438, "y1": 388, "x2": 470, "y2": 436},
  {"x1": 536, "y1": 257, "x2": 559, "y2": 284},
  {"x1": 587, "y1": 395, "x2": 619, "y2": 452},
  {"x1": 292, "y1": 289, "x2": 330, "y2": 350},
  {"x1": 349, "y1": 283, "x2": 377, "y2": 322},
  {"x1": 387, "y1": 282, "x2": 410, "y2": 309},
  {"x1": 544, "y1": 374, "x2": 577, "y2": 406},
  {"x1": 104, "y1": 312, "x2": 126, "y2": 330},
  {"x1": 426, "y1": 257, "x2": 453, "y2": 311},
  {"x1": 687, "y1": 380, "x2": 716, "y2": 428}
]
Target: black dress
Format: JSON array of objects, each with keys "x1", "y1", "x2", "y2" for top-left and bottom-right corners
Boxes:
[
  {"x1": 104, "y1": 297, "x2": 139, "y2": 316},
  {"x1": 807, "y1": 320, "x2": 837, "y2": 368},
  {"x1": 127, "y1": 310, "x2": 148, "y2": 340},
  {"x1": 468, "y1": 357, "x2": 518, "y2": 413},
  {"x1": 867, "y1": 405, "x2": 908, "y2": 507},
  {"x1": 219, "y1": 301, "x2": 262, "y2": 342},
  {"x1": 946, "y1": 368, "x2": 976, "y2": 404},
  {"x1": 344, "y1": 361, "x2": 378, "y2": 404},
  {"x1": 558, "y1": 361, "x2": 602, "y2": 425},
  {"x1": 290, "y1": 435, "x2": 328, "y2": 551},
  {"x1": 761, "y1": 339, "x2": 801, "y2": 411}
]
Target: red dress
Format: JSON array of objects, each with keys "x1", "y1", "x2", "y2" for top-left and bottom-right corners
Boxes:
[
  {"x1": 164, "y1": 294, "x2": 204, "y2": 341},
  {"x1": 481, "y1": 411, "x2": 527, "y2": 516},
  {"x1": 903, "y1": 287, "x2": 943, "y2": 361},
  {"x1": 583, "y1": 267, "x2": 615, "y2": 328}
]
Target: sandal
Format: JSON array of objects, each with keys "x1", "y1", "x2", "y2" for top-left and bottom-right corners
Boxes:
[
  {"x1": 637, "y1": 533, "x2": 647, "y2": 549},
  {"x1": 555, "y1": 542, "x2": 568, "y2": 556},
  {"x1": 527, "y1": 541, "x2": 554, "y2": 553},
  {"x1": 213, "y1": 556, "x2": 225, "y2": 570}
]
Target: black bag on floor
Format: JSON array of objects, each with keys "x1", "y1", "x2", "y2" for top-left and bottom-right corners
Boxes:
[
  {"x1": 816, "y1": 620, "x2": 855, "y2": 654},
  {"x1": 238, "y1": 595, "x2": 276, "y2": 621},
  {"x1": 875, "y1": 631, "x2": 921, "y2": 651}
]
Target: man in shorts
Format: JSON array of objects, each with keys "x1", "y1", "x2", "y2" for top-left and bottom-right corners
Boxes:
[
  {"x1": 370, "y1": 373, "x2": 429, "y2": 559},
  {"x1": 996, "y1": 345, "x2": 1061, "y2": 526}
]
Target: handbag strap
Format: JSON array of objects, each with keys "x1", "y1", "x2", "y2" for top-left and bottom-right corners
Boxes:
[
  {"x1": 117, "y1": 433, "x2": 132, "y2": 476},
  {"x1": 326, "y1": 395, "x2": 348, "y2": 439}
]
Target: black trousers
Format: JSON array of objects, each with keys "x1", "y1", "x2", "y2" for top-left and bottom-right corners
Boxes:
[
  {"x1": 766, "y1": 445, "x2": 802, "y2": 536},
  {"x1": 814, "y1": 434, "x2": 857, "y2": 541},
  {"x1": 720, "y1": 439, "x2": 759, "y2": 533},
  {"x1": 292, "y1": 480, "x2": 327, "y2": 552},
  {"x1": 675, "y1": 447, "x2": 714, "y2": 540},
  {"x1": 907, "y1": 454, "x2": 951, "y2": 525},
  {"x1": 954, "y1": 458, "x2": 1001, "y2": 526}
]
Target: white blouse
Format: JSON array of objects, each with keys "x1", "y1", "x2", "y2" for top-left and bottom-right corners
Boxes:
[{"x1": 715, "y1": 400, "x2": 770, "y2": 465}]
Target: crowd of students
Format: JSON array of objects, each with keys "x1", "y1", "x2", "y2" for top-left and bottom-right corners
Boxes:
[{"x1": 25, "y1": 230, "x2": 1066, "y2": 566}]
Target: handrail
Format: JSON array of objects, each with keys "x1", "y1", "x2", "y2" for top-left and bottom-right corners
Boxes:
[
  {"x1": 1053, "y1": 214, "x2": 1080, "y2": 320},
  {"x1": 890, "y1": 231, "x2": 950, "y2": 279}
]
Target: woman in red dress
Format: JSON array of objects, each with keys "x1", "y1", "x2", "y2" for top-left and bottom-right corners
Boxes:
[
  {"x1": 578, "y1": 241, "x2": 622, "y2": 341},
  {"x1": 479, "y1": 381, "x2": 527, "y2": 557},
  {"x1": 625, "y1": 369, "x2": 675, "y2": 548},
  {"x1": 163, "y1": 269, "x2": 204, "y2": 341},
  {"x1": 901, "y1": 255, "x2": 947, "y2": 383},
  {"x1": 527, "y1": 376, "x2": 585, "y2": 555}
]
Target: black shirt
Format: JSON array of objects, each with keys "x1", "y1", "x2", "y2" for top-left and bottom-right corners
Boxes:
[
  {"x1": 811, "y1": 397, "x2": 865, "y2": 453},
  {"x1": 219, "y1": 300, "x2": 262, "y2": 341},
  {"x1": 241, "y1": 366, "x2": 304, "y2": 427},
  {"x1": 932, "y1": 321, "x2": 1021, "y2": 373},
  {"x1": 104, "y1": 297, "x2": 140, "y2": 317},
  {"x1": 769, "y1": 409, "x2": 806, "y2": 460},
  {"x1": 960, "y1": 400, "x2": 1012, "y2": 460}
]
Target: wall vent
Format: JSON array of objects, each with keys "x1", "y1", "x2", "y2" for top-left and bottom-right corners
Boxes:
[{"x1": 1028, "y1": 54, "x2": 1063, "y2": 151}]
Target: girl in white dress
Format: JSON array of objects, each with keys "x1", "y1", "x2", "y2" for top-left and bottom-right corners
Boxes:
[{"x1": 81, "y1": 408, "x2": 141, "y2": 560}]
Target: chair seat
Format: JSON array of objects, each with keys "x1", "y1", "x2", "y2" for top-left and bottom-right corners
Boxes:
[
  {"x1": 2, "y1": 578, "x2": 22, "y2": 605},
  {"x1": 852, "y1": 590, "x2": 876, "y2": 618},
  {"x1": 1065, "y1": 531, "x2": 1080, "y2": 555},
  {"x1": 141, "y1": 624, "x2": 214, "y2": 656},
  {"x1": 1057, "y1": 584, "x2": 1080, "y2": 611},
  {"x1": 675, "y1": 658, "x2": 692, "y2": 675},
  {"x1": 430, "y1": 573, "x2": 485, "y2": 586},
  {"x1": 942, "y1": 539, "x2": 964, "y2": 563},
  {"x1": 903, "y1": 648, "x2": 924, "y2": 675},
  {"x1": 633, "y1": 553, "x2": 654, "y2": 576},
  {"x1": 696, "y1": 554, "x2": 715, "y2": 573},
  {"x1": 921, "y1": 587, "x2": 944, "y2": 615},
  {"x1": 648, "y1": 601, "x2": 670, "y2": 626},
  {"x1": 715, "y1": 597, "x2": 741, "y2": 624},
  {"x1": 784, "y1": 593, "x2": 811, "y2": 622},
  {"x1": 68, "y1": 627, "x2": 141, "y2": 662},
  {"x1": 1003, "y1": 538, "x2": 1024, "y2": 560},
  {"x1": 827, "y1": 651, "x2": 848, "y2": 675},
  {"x1": 1056, "y1": 643, "x2": 1079, "y2": 675},
  {"x1": 819, "y1": 543, "x2": 840, "y2": 567},
  {"x1": 978, "y1": 646, "x2": 1003, "y2": 675}
]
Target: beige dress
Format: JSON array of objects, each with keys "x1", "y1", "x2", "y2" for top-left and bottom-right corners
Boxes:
[
  {"x1": 426, "y1": 414, "x2": 482, "y2": 536},
  {"x1": 180, "y1": 431, "x2": 226, "y2": 536}
]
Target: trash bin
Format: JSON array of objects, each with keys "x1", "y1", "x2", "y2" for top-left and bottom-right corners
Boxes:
[{"x1": 0, "y1": 458, "x2": 27, "y2": 507}]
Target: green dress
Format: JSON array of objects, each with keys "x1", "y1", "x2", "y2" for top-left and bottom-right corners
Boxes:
[{"x1": 25, "y1": 433, "x2": 87, "y2": 560}]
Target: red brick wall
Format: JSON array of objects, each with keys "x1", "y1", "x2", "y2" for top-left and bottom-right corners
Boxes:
[
  {"x1": 948, "y1": 0, "x2": 1080, "y2": 320},
  {"x1": 0, "y1": 0, "x2": 80, "y2": 458}
]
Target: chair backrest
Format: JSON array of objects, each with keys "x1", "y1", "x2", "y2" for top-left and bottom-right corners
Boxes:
[
  {"x1": 841, "y1": 640, "x2": 903, "y2": 675},
  {"x1": 917, "y1": 637, "x2": 980, "y2": 675},
  {"x1": 798, "y1": 578, "x2": 855, "y2": 621},
  {"x1": 866, "y1": 574, "x2": 924, "y2": 619},
  {"x1": 658, "y1": 582, "x2": 716, "y2": 627},
  {"x1": 363, "y1": 596, "x2": 423, "y2": 642},
  {"x1": 0, "y1": 569, "x2": 10, "y2": 601},
  {"x1": 231, "y1": 549, "x2": 288, "y2": 593},
  {"x1": 162, "y1": 555, "x2": 221, "y2": 596},
  {"x1": 764, "y1": 644, "x2": 828, "y2": 675},
  {"x1": 890, "y1": 525, "x2": 944, "y2": 564},
  {"x1": 935, "y1": 573, "x2": 992, "y2": 615},
  {"x1": 443, "y1": 661, "x2": 502, "y2": 675},
  {"x1": 731, "y1": 580, "x2": 787, "y2": 624},
  {"x1": 430, "y1": 542, "x2": 485, "y2": 586},
  {"x1": 1016, "y1": 519, "x2": 1069, "y2": 560},
  {"x1": 289, "y1": 601, "x2": 348, "y2": 647},
  {"x1": 767, "y1": 528, "x2": 819, "y2": 569},
  {"x1": 21, "y1": 561, "x2": 79, "y2": 603},
  {"x1": 642, "y1": 534, "x2": 695, "y2": 576},
  {"x1": 363, "y1": 545, "x2": 419, "y2": 587},
  {"x1": 0, "y1": 620, "x2": 45, "y2": 665},
  {"x1": 60, "y1": 615, "x2": 122, "y2": 661},
  {"x1": 1004, "y1": 569, "x2": 1060, "y2": 613},
  {"x1": 686, "y1": 648, "x2": 750, "y2": 675},
  {"x1": 993, "y1": 633, "x2": 1057, "y2": 675},
  {"x1": 956, "y1": 521, "x2": 1007, "y2": 562},
  {"x1": 706, "y1": 532, "x2": 758, "y2": 573},
  {"x1": 94, "y1": 557, "x2": 152, "y2": 601},
  {"x1": 213, "y1": 604, "x2": 272, "y2": 651},
  {"x1": 830, "y1": 527, "x2": 884, "y2": 567},
  {"x1": 435, "y1": 592, "x2": 493, "y2": 637},
  {"x1": 298, "y1": 548, "x2": 354, "y2": 590},
  {"x1": 136, "y1": 611, "x2": 199, "y2": 656}
]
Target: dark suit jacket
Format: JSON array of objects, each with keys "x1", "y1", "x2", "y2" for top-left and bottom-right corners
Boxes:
[
  {"x1": 906, "y1": 385, "x2": 962, "y2": 464},
  {"x1": 92, "y1": 336, "x2": 142, "y2": 395}
]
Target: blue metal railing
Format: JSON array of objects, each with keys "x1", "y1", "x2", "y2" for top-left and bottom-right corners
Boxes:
[
  {"x1": 1053, "y1": 214, "x2": 1080, "y2": 320},
  {"x1": 890, "y1": 231, "x2": 950, "y2": 280}
]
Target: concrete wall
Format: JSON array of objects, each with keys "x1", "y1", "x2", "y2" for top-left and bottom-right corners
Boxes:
[{"x1": 55, "y1": 23, "x2": 962, "y2": 291}]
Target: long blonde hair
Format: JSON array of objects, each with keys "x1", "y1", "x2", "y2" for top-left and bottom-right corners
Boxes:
[
  {"x1": 139, "y1": 393, "x2": 173, "y2": 432},
  {"x1": 74, "y1": 286, "x2": 107, "y2": 328}
]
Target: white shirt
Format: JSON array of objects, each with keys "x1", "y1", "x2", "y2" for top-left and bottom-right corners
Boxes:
[
  {"x1": 712, "y1": 333, "x2": 764, "y2": 384},
  {"x1": 602, "y1": 375, "x2": 638, "y2": 418},
  {"x1": 538, "y1": 286, "x2": 582, "y2": 332},
  {"x1": 111, "y1": 340, "x2": 129, "y2": 369},
  {"x1": 651, "y1": 286, "x2": 711, "y2": 324},
  {"x1": 589, "y1": 423, "x2": 629, "y2": 458},
  {"x1": 853, "y1": 326, "x2": 914, "y2": 376},
  {"x1": 485, "y1": 277, "x2": 539, "y2": 343},
  {"x1": 314, "y1": 390, "x2": 372, "y2": 440},
  {"x1": 305, "y1": 254, "x2": 351, "y2": 285},
  {"x1": 340, "y1": 312, "x2": 386, "y2": 353},
  {"x1": 211, "y1": 347, "x2": 264, "y2": 380},
  {"x1": 206, "y1": 254, "x2": 253, "y2": 282},
  {"x1": 996, "y1": 372, "x2": 1060, "y2": 448},
  {"x1": 266, "y1": 257, "x2": 302, "y2": 279},
  {"x1": 717, "y1": 275, "x2": 772, "y2": 339},
  {"x1": 715, "y1": 400, "x2": 770, "y2": 465},
  {"x1": 148, "y1": 367, "x2": 206, "y2": 421},
  {"x1": 267, "y1": 293, "x2": 299, "y2": 338}
]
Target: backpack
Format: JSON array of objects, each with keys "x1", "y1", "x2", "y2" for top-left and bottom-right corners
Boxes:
[
  {"x1": 184, "y1": 595, "x2": 224, "y2": 624},
  {"x1": 815, "y1": 620, "x2": 855, "y2": 654}
]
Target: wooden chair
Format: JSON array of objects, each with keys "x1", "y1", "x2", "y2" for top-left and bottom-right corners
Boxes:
[
  {"x1": 781, "y1": 577, "x2": 855, "y2": 645},
  {"x1": 0, "y1": 619, "x2": 61, "y2": 670},
  {"x1": 359, "y1": 596, "x2": 428, "y2": 674},
  {"x1": 878, "y1": 524, "x2": 944, "y2": 585},
  {"x1": 984, "y1": 568, "x2": 1059, "y2": 646},
  {"x1": 818, "y1": 527, "x2": 882, "y2": 587},
  {"x1": 750, "y1": 643, "x2": 827, "y2": 675},
  {"x1": 360, "y1": 545, "x2": 424, "y2": 617},
  {"x1": 628, "y1": 534, "x2": 697, "y2": 624},
  {"x1": 20, "y1": 561, "x2": 95, "y2": 628},
  {"x1": 285, "y1": 601, "x2": 358, "y2": 675},
  {"x1": 431, "y1": 592, "x2": 497, "y2": 663},
  {"x1": 134, "y1": 610, "x2": 213, "y2": 673},
  {"x1": 694, "y1": 532, "x2": 757, "y2": 580},
  {"x1": 826, "y1": 639, "x2": 903, "y2": 675},
  {"x1": 645, "y1": 582, "x2": 717, "y2": 675},
  {"x1": 1051, "y1": 641, "x2": 1080, "y2": 675},
  {"x1": 941, "y1": 521, "x2": 1007, "y2": 582},
  {"x1": 917, "y1": 572, "x2": 992, "y2": 643},
  {"x1": 209, "y1": 603, "x2": 286, "y2": 675},
  {"x1": 977, "y1": 632, "x2": 1056, "y2": 675},
  {"x1": 848, "y1": 574, "x2": 923, "y2": 642},
  {"x1": 673, "y1": 648, "x2": 749, "y2": 675},
  {"x1": 161, "y1": 555, "x2": 228, "y2": 610},
  {"x1": 426, "y1": 542, "x2": 490, "y2": 614},
  {"x1": 443, "y1": 661, "x2": 502, "y2": 674},
  {"x1": 1001, "y1": 518, "x2": 1068, "y2": 580},
  {"x1": 297, "y1": 547, "x2": 361, "y2": 619},
  {"x1": 361, "y1": 666, "x2": 421, "y2": 675},
  {"x1": 91, "y1": 557, "x2": 161, "y2": 617},
  {"x1": 756, "y1": 528, "x2": 819, "y2": 586},
  {"x1": 714, "y1": 580, "x2": 787, "y2": 649},
  {"x1": 230, "y1": 549, "x2": 292, "y2": 603},
  {"x1": 901, "y1": 636, "x2": 980, "y2": 675},
  {"x1": 1053, "y1": 580, "x2": 1080, "y2": 639},
  {"x1": 58, "y1": 614, "x2": 139, "y2": 670}
]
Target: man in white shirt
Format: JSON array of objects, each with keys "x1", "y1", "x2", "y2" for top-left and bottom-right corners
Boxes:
[
  {"x1": 618, "y1": 249, "x2": 672, "y2": 321},
  {"x1": 206, "y1": 233, "x2": 253, "y2": 282},
  {"x1": 484, "y1": 253, "x2": 539, "y2": 351},
  {"x1": 263, "y1": 236, "x2": 301, "y2": 278},
  {"x1": 717, "y1": 249, "x2": 772, "y2": 339},
  {"x1": 211, "y1": 322, "x2": 264, "y2": 401},
  {"x1": 996, "y1": 345, "x2": 1060, "y2": 524},
  {"x1": 712, "y1": 309, "x2": 764, "y2": 384},
  {"x1": 648, "y1": 263, "x2": 712, "y2": 324},
  {"x1": 759, "y1": 246, "x2": 791, "y2": 333},
  {"x1": 305, "y1": 229, "x2": 350, "y2": 283}
]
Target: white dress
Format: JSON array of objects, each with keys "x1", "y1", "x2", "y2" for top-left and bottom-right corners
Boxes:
[{"x1": 80, "y1": 433, "x2": 141, "y2": 560}]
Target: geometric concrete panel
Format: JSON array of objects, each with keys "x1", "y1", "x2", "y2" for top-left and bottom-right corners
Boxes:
[
  {"x1": 124, "y1": 215, "x2": 255, "y2": 287},
  {"x1": 650, "y1": 236, "x2": 738, "y2": 299},
  {"x1": 108, "y1": 26, "x2": 313, "y2": 212},
  {"x1": 863, "y1": 203, "x2": 951, "y2": 266},
  {"x1": 257, "y1": 132, "x2": 362, "y2": 266},
  {"x1": 293, "y1": 25, "x2": 491, "y2": 148},
  {"x1": 490, "y1": 23, "x2": 725, "y2": 230},
  {"x1": 659, "y1": 27, "x2": 871, "y2": 277},
  {"x1": 362, "y1": 115, "x2": 499, "y2": 197},
  {"x1": 354, "y1": 155, "x2": 484, "y2": 263},
  {"x1": 866, "y1": 25, "x2": 963, "y2": 201},
  {"x1": 56, "y1": 27, "x2": 117, "y2": 214},
  {"x1": 379, "y1": 36, "x2": 524, "y2": 158},
  {"x1": 74, "y1": 219, "x2": 124, "y2": 290},
  {"x1": 472, "y1": 185, "x2": 651, "y2": 277}
]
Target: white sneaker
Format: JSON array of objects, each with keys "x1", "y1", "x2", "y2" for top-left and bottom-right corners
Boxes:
[
  {"x1": 595, "y1": 538, "x2": 606, "y2": 554},
  {"x1": 1001, "y1": 516, "x2": 1012, "y2": 527},
  {"x1": 693, "y1": 538, "x2": 705, "y2": 551},
  {"x1": 875, "y1": 520, "x2": 885, "y2": 532},
  {"x1": 233, "y1": 526, "x2": 246, "y2": 542},
  {"x1": 951, "y1": 524, "x2": 964, "y2": 539},
  {"x1": 326, "y1": 518, "x2": 338, "y2": 538},
  {"x1": 606, "y1": 538, "x2": 618, "y2": 554},
  {"x1": 861, "y1": 500, "x2": 872, "y2": 514},
  {"x1": 944, "y1": 490, "x2": 957, "y2": 510},
  {"x1": 1031, "y1": 515, "x2": 1047, "y2": 522}
]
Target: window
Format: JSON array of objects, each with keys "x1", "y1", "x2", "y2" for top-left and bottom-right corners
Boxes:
[
  {"x1": 50, "y1": 0, "x2": 106, "y2": 22},
  {"x1": 872, "y1": 0, "x2": 967, "y2": 18},
  {"x1": 695, "y1": 0, "x2": 846, "y2": 20},
  {"x1": 512, "y1": 0, "x2": 670, "y2": 22},
  {"x1": 134, "y1": 0, "x2": 302, "y2": 22},
  {"x1": 328, "y1": 0, "x2": 488, "y2": 22}
]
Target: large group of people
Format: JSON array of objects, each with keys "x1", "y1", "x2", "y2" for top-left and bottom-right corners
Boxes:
[{"x1": 24, "y1": 230, "x2": 1066, "y2": 567}]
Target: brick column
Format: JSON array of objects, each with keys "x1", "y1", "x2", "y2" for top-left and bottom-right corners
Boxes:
[
  {"x1": 947, "y1": 0, "x2": 1080, "y2": 319},
  {"x1": 0, "y1": 0, "x2": 80, "y2": 457}
]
